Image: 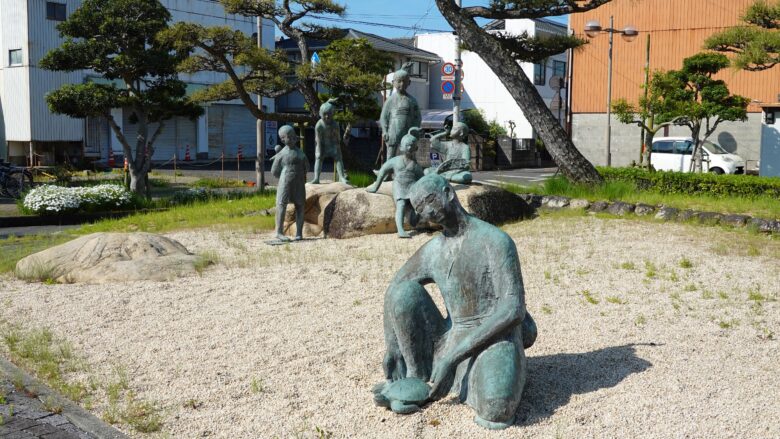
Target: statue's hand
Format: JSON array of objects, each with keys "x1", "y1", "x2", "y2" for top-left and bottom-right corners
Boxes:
[
  {"x1": 382, "y1": 132, "x2": 389, "y2": 143},
  {"x1": 428, "y1": 355, "x2": 456, "y2": 401},
  {"x1": 383, "y1": 351, "x2": 407, "y2": 381}
]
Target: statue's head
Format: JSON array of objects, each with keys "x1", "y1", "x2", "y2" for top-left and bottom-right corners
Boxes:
[
  {"x1": 392, "y1": 64, "x2": 411, "y2": 92},
  {"x1": 409, "y1": 174, "x2": 460, "y2": 225},
  {"x1": 399, "y1": 127, "x2": 421, "y2": 154},
  {"x1": 450, "y1": 122, "x2": 469, "y2": 140},
  {"x1": 319, "y1": 98, "x2": 337, "y2": 123},
  {"x1": 278, "y1": 125, "x2": 298, "y2": 147}
]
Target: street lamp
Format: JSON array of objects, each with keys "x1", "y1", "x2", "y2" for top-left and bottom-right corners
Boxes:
[{"x1": 585, "y1": 16, "x2": 637, "y2": 167}]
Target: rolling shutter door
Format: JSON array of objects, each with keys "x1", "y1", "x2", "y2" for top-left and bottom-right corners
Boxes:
[
  {"x1": 121, "y1": 109, "x2": 197, "y2": 162},
  {"x1": 208, "y1": 105, "x2": 225, "y2": 158},
  {"x1": 222, "y1": 105, "x2": 256, "y2": 159}
]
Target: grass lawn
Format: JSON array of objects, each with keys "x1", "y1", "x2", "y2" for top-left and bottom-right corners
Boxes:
[
  {"x1": 506, "y1": 176, "x2": 780, "y2": 219},
  {"x1": 0, "y1": 192, "x2": 277, "y2": 275}
]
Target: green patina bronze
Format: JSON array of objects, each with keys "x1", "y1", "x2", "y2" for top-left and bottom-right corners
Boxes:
[
  {"x1": 310, "y1": 99, "x2": 349, "y2": 185},
  {"x1": 375, "y1": 174, "x2": 537, "y2": 430},
  {"x1": 380, "y1": 63, "x2": 422, "y2": 159},
  {"x1": 427, "y1": 122, "x2": 473, "y2": 184},
  {"x1": 271, "y1": 125, "x2": 308, "y2": 242},
  {"x1": 366, "y1": 128, "x2": 425, "y2": 238},
  {"x1": 372, "y1": 377, "x2": 430, "y2": 415}
]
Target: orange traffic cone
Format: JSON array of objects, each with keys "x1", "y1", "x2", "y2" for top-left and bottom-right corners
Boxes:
[
  {"x1": 184, "y1": 144, "x2": 192, "y2": 162},
  {"x1": 108, "y1": 148, "x2": 115, "y2": 167}
]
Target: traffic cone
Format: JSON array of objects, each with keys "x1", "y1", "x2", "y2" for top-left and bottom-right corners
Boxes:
[
  {"x1": 123, "y1": 157, "x2": 128, "y2": 171},
  {"x1": 184, "y1": 144, "x2": 192, "y2": 162},
  {"x1": 237, "y1": 144, "x2": 243, "y2": 161},
  {"x1": 108, "y1": 148, "x2": 115, "y2": 167}
]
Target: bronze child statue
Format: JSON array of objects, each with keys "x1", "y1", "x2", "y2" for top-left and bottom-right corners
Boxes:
[
  {"x1": 427, "y1": 121, "x2": 473, "y2": 184},
  {"x1": 366, "y1": 128, "x2": 424, "y2": 238},
  {"x1": 310, "y1": 98, "x2": 349, "y2": 184},
  {"x1": 380, "y1": 63, "x2": 422, "y2": 159},
  {"x1": 271, "y1": 125, "x2": 308, "y2": 242}
]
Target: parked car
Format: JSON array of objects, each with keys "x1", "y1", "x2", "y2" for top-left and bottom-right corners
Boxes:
[{"x1": 650, "y1": 137, "x2": 746, "y2": 174}]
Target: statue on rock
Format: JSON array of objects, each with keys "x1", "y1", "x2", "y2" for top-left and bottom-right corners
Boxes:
[
  {"x1": 366, "y1": 128, "x2": 424, "y2": 238},
  {"x1": 271, "y1": 125, "x2": 308, "y2": 242},
  {"x1": 373, "y1": 174, "x2": 537, "y2": 429},
  {"x1": 311, "y1": 98, "x2": 349, "y2": 184},
  {"x1": 380, "y1": 63, "x2": 422, "y2": 159},
  {"x1": 427, "y1": 122, "x2": 473, "y2": 184}
]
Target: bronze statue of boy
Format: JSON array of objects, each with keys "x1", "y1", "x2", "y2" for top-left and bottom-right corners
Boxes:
[{"x1": 271, "y1": 125, "x2": 308, "y2": 242}]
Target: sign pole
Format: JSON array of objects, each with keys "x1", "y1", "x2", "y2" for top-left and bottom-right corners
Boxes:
[
  {"x1": 453, "y1": 0, "x2": 462, "y2": 124},
  {"x1": 256, "y1": 16, "x2": 266, "y2": 193}
]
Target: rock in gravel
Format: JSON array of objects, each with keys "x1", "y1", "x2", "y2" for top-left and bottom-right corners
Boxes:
[
  {"x1": 677, "y1": 210, "x2": 698, "y2": 222},
  {"x1": 542, "y1": 195, "x2": 570, "y2": 209},
  {"x1": 655, "y1": 207, "x2": 679, "y2": 221},
  {"x1": 283, "y1": 182, "x2": 353, "y2": 238},
  {"x1": 634, "y1": 204, "x2": 656, "y2": 216},
  {"x1": 518, "y1": 193, "x2": 543, "y2": 209},
  {"x1": 721, "y1": 214, "x2": 751, "y2": 228},
  {"x1": 607, "y1": 202, "x2": 635, "y2": 216},
  {"x1": 750, "y1": 218, "x2": 775, "y2": 233},
  {"x1": 15, "y1": 233, "x2": 200, "y2": 284},
  {"x1": 696, "y1": 212, "x2": 723, "y2": 225},
  {"x1": 589, "y1": 201, "x2": 610, "y2": 213},
  {"x1": 569, "y1": 199, "x2": 591, "y2": 210}
]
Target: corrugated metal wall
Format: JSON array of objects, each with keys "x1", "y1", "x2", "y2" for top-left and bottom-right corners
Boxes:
[
  {"x1": 570, "y1": 0, "x2": 777, "y2": 114},
  {"x1": 207, "y1": 104, "x2": 257, "y2": 159},
  {"x1": 2, "y1": 0, "x2": 31, "y2": 141}
]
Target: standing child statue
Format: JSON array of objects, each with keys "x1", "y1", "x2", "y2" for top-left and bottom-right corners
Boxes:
[
  {"x1": 310, "y1": 98, "x2": 349, "y2": 184},
  {"x1": 366, "y1": 128, "x2": 424, "y2": 238},
  {"x1": 426, "y1": 122, "x2": 472, "y2": 184},
  {"x1": 271, "y1": 125, "x2": 308, "y2": 242},
  {"x1": 380, "y1": 63, "x2": 422, "y2": 159}
]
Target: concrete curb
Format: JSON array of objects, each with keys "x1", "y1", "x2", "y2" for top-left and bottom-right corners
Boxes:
[{"x1": 0, "y1": 356, "x2": 129, "y2": 439}]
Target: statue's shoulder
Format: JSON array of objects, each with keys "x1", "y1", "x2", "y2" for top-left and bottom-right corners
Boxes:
[{"x1": 468, "y1": 217, "x2": 515, "y2": 248}]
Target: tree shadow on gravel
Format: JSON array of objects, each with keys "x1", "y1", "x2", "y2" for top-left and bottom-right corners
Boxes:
[{"x1": 515, "y1": 343, "x2": 655, "y2": 426}]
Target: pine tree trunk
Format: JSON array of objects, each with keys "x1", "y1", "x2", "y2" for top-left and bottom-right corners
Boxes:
[{"x1": 435, "y1": 1, "x2": 603, "y2": 184}]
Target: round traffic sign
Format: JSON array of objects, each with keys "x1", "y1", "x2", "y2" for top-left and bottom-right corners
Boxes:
[
  {"x1": 441, "y1": 81, "x2": 455, "y2": 94},
  {"x1": 441, "y1": 62, "x2": 455, "y2": 76}
]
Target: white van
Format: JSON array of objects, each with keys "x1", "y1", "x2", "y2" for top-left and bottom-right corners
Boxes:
[{"x1": 650, "y1": 137, "x2": 746, "y2": 174}]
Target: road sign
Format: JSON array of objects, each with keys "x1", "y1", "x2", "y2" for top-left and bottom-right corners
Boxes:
[
  {"x1": 441, "y1": 81, "x2": 455, "y2": 94},
  {"x1": 430, "y1": 152, "x2": 441, "y2": 168},
  {"x1": 443, "y1": 94, "x2": 453, "y2": 100},
  {"x1": 265, "y1": 120, "x2": 278, "y2": 154},
  {"x1": 441, "y1": 62, "x2": 455, "y2": 76},
  {"x1": 311, "y1": 52, "x2": 321, "y2": 65}
]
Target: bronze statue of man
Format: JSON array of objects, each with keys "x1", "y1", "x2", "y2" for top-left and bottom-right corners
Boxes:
[
  {"x1": 380, "y1": 63, "x2": 422, "y2": 159},
  {"x1": 271, "y1": 125, "x2": 308, "y2": 241},
  {"x1": 375, "y1": 174, "x2": 537, "y2": 430}
]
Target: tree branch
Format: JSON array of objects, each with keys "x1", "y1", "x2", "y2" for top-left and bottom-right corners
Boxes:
[{"x1": 463, "y1": 0, "x2": 612, "y2": 19}]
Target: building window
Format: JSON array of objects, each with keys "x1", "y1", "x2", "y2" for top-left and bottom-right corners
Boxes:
[
  {"x1": 533, "y1": 62, "x2": 546, "y2": 85},
  {"x1": 46, "y1": 2, "x2": 67, "y2": 21},
  {"x1": 552, "y1": 60, "x2": 567, "y2": 79},
  {"x1": 9, "y1": 49, "x2": 22, "y2": 66},
  {"x1": 406, "y1": 60, "x2": 429, "y2": 79}
]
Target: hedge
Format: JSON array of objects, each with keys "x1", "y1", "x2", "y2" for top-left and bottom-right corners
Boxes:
[{"x1": 598, "y1": 167, "x2": 780, "y2": 199}]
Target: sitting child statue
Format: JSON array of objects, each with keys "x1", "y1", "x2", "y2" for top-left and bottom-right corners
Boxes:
[
  {"x1": 310, "y1": 98, "x2": 349, "y2": 184},
  {"x1": 271, "y1": 125, "x2": 308, "y2": 242},
  {"x1": 366, "y1": 128, "x2": 425, "y2": 238},
  {"x1": 426, "y1": 122, "x2": 473, "y2": 184}
]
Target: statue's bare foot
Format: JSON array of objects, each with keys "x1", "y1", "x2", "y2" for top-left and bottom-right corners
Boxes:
[
  {"x1": 372, "y1": 169, "x2": 380, "y2": 176},
  {"x1": 309, "y1": 179, "x2": 320, "y2": 184},
  {"x1": 366, "y1": 185, "x2": 378, "y2": 193},
  {"x1": 398, "y1": 231, "x2": 412, "y2": 238},
  {"x1": 474, "y1": 414, "x2": 514, "y2": 430},
  {"x1": 294, "y1": 235, "x2": 303, "y2": 241},
  {"x1": 276, "y1": 234, "x2": 291, "y2": 242}
]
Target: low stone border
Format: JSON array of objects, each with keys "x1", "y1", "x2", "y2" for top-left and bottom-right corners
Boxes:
[
  {"x1": 517, "y1": 194, "x2": 780, "y2": 234},
  {"x1": 0, "y1": 357, "x2": 128, "y2": 438}
]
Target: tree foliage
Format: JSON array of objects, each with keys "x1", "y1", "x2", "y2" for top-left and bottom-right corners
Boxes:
[
  {"x1": 40, "y1": 0, "x2": 202, "y2": 195},
  {"x1": 434, "y1": 0, "x2": 607, "y2": 184},
  {"x1": 635, "y1": 53, "x2": 749, "y2": 172},
  {"x1": 705, "y1": 0, "x2": 780, "y2": 71}
]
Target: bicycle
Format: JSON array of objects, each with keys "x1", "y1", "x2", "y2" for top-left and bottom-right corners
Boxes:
[{"x1": 0, "y1": 161, "x2": 34, "y2": 199}]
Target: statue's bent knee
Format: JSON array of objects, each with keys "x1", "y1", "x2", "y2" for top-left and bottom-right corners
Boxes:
[{"x1": 387, "y1": 281, "x2": 427, "y2": 316}]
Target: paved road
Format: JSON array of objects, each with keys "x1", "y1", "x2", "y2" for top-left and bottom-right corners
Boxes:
[{"x1": 152, "y1": 161, "x2": 559, "y2": 188}]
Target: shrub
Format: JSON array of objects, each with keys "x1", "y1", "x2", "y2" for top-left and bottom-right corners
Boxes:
[
  {"x1": 599, "y1": 167, "x2": 780, "y2": 199},
  {"x1": 23, "y1": 184, "x2": 132, "y2": 215}
]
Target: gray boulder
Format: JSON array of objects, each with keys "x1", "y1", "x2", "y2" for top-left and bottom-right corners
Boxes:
[
  {"x1": 588, "y1": 201, "x2": 610, "y2": 213},
  {"x1": 569, "y1": 199, "x2": 591, "y2": 210},
  {"x1": 634, "y1": 203, "x2": 656, "y2": 216},
  {"x1": 15, "y1": 233, "x2": 200, "y2": 284},
  {"x1": 542, "y1": 195, "x2": 570, "y2": 209},
  {"x1": 607, "y1": 202, "x2": 635, "y2": 216},
  {"x1": 655, "y1": 207, "x2": 679, "y2": 221},
  {"x1": 696, "y1": 212, "x2": 722, "y2": 225},
  {"x1": 283, "y1": 182, "x2": 352, "y2": 238},
  {"x1": 750, "y1": 218, "x2": 775, "y2": 233},
  {"x1": 677, "y1": 210, "x2": 698, "y2": 222},
  {"x1": 721, "y1": 214, "x2": 751, "y2": 227}
]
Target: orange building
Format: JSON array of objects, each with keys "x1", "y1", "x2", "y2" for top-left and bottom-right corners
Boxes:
[{"x1": 569, "y1": 0, "x2": 773, "y2": 167}]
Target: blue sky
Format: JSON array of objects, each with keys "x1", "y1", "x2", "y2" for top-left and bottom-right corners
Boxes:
[{"x1": 308, "y1": 1, "x2": 568, "y2": 38}]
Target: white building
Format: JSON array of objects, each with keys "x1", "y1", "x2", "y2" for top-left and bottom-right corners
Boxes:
[
  {"x1": 0, "y1": 0, "x2": 274, "y2": 165},
  {"x1": 415, "y1": 18, "x2": 569, "y2": 142}
]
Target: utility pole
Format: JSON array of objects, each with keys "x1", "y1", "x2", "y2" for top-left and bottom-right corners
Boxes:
[
  {"x1": 452, "y1": 0, "x2": 462, "y2": 124},
  {"x1": 256, "y1": 16, "x2": 266, "y2": 192},
  {"x1": 640, "y1": 33, "x2": 651, "y2": 165},
  {"x1": 605, "y1": 15, "x2": 614, "y2": 167}
]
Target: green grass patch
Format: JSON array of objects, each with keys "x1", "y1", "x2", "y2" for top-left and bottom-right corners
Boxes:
[
  {"x1": 191, "y1": 177, "x2": 248, "y2": 189},
  {"x1": 581, "y1": 290, "x2": 599, "y2": 305},
  {"x1": 347, "y1": 171, "x2": 374, "y2": 188},
  {"x1": 504, "y1": 173, "x2": 780, "y2": 219}
]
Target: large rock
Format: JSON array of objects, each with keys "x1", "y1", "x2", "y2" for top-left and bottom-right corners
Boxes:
[
  {"x1": 324, "y1": 182, "x2": 533, "y2": 239},
  {"x1": 283, "y1": 182, "x2": 353, "y2": 238},
  {"x1": 15, "y1": 233, "x2": 199, "y2": 284}
]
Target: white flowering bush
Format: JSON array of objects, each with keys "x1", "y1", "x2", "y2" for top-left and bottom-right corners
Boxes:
[{"x1": 23, "y1": 184, "x2": 133, "y2": 215}]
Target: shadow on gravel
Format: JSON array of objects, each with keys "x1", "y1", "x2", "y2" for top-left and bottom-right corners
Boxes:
[{"x1": 516, "y1": 343, "x2": 655, "y2": 426}]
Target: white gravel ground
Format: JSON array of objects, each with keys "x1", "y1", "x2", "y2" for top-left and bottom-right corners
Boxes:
[{"x1": 1, "y1": 215, "x2": 779, "y2": 438}]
